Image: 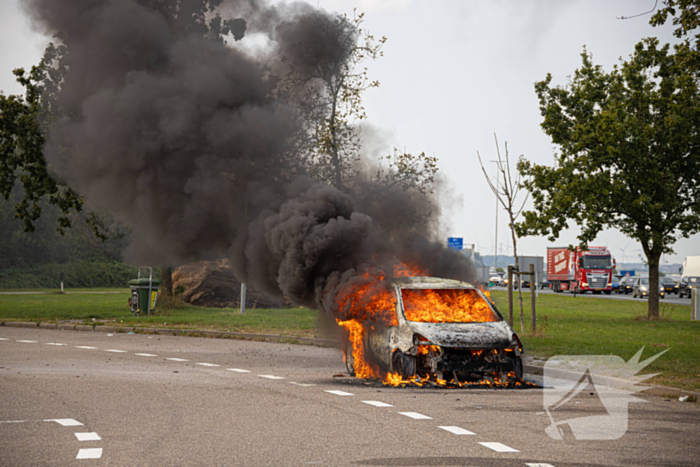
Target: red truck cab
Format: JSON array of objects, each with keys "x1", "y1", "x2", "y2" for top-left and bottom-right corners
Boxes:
[{"x1": 547, "y1": 246, "x2": 615, "y2": 294}]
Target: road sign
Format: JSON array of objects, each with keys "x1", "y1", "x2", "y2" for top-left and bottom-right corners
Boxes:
[{"x1": 447, "y1": 237, "x2": 463, "y2": 250}]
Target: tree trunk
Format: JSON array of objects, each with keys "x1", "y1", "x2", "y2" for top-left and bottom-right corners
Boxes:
[
  {"x1": 647, "y1": 251, "x2": 661, "y2": 320},
  {"x1": 161, "y1": 266, "x2": 173, "y2": 298},
  {"x1": 510, "y1": 217, "x2": 524, "y2": 333}
]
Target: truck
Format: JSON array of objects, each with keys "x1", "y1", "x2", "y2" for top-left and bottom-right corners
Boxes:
[
  {"x1": 546, "y1": 246, "x2": 615, "y2": 294},
  {"x1": 518, "y1": 256, "x2": 544, "y2": 288},
  {"x1": 679, "y1": 256, "x2": 700, "y2": 299}
]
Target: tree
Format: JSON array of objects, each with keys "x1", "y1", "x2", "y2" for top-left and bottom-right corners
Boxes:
[
  {"x1": 517, "y1": 38, "x2": 700, "y2": 319},
  {"x1": 478, "y1": 134, "x2": 529, "y2": 332}
]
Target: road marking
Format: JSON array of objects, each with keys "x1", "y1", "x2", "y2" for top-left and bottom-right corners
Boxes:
[
  {"x1": 258, "y1": 375, "x2": 285, "y2": 380},
  {"x1": 196, "y1": 363, "x2": 220, "y2": 367},
  {"x1": 46, "y1": 343, "x2": 67, "y2": 346},
  {"x1": 0, "y1": 420, "x2": 27, "y2": 424},
  {"x1": 362, "y1": 401, "x2": 393, "y2": 408},
  {"x1": 76, "y1": 448, "x2": 103, "y2": 459},
  {"x1": 105, "y1": 349, "x2": 127, "y2": 353},
  {"x1": 0, "y1": 338, "x2": 9, "y2": 340},
  {"x1": 46, "y1": 419, "x2": 83, "y2": 427},
  {"x1": 478, "y1": 442, "x2": 519, "y2": 453},
  {"x1": 439, "y1": 426, "x2": 476, "y2": 435},
  {"x1": 227, "y1": 368, "x2": 250, "y2": 373},
  {"x1": 166, "y1": 358, "x2": 189, "y2": 362},
  {"x1": 75, "y1": 346, "x2": 97, "y2": 349},
  {"x1": 134, "y1": 353, "x2": 157, "y2": 357},
  {"x1": 399, "y1": 412, "x2": 432, "y2": 420},
  {"x1": 325, "y1": 390, "x2": 354, "y2": 396},
  {"x1": 526, "y1": 464, "x2": 556, "y2": 467},
  {"x1": 289, "y1": 382, "x2": 316, "y2": 387},
  {"x1": 16, "y1": 340, "x2": 38, "y2": 343},
  {"x1": 75, "y1": 432, "x2": 101, "y2": 441}
]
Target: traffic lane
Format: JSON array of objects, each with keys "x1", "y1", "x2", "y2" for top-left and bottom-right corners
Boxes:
[
  {"x1": 495, "y1": 286, "x2": 690, "y2": 306},
  {"x1": 2, "y1": 328, "x2": 700, "y2": 466}
]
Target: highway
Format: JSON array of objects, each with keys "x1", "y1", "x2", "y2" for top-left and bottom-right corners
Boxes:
[
  {"x1": 492, "y1": 286, "x2": 692, "y2": 307},
  {"x1": 1, "y1": 326, "x2": 698, "y2": 466}
]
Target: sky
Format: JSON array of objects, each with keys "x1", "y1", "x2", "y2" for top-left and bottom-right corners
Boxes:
[{"x1": 0, "y1": 0, "x2": 697, "y2": 265}]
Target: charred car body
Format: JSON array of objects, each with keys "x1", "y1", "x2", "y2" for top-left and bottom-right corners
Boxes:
[{"x1": 344, "y1": 277, "x2": 523, "y2": 383}]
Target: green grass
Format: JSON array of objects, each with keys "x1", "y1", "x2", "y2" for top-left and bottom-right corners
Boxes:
[
  {"x1": 489, "y1": 290, "x2": 700, "y2": 391},
  {"x1": 0, "y1": 288, "x2": 320, "y2": 338}
]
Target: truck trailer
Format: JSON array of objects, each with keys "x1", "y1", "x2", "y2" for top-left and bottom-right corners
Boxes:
[{"x1": 546, "y1": 246, "x2": 615, "y2": 294}]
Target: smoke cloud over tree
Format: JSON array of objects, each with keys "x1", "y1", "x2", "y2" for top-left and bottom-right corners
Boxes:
[{"x1": 24, "y1": 0, "x2": 474, "y2": 314}]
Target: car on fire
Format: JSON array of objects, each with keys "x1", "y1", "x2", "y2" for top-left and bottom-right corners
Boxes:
[{"x1": 343, "y1": 277, "x2": 523, "y2": 384}]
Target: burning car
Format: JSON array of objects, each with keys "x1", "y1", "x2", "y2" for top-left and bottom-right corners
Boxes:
[{"x1": 340, "y1": 276, "x2": 524, "y2": 385}]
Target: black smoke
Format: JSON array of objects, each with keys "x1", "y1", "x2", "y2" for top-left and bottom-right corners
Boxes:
[{"x1": 24, "y1": 0, "x2": 474, "y2": 314}]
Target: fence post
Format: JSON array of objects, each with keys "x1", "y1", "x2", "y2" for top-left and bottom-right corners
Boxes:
[
  {"x1": 507, "y1": 266, "x2": 514, "y2": 326},
  {"x1": 529, "y1": 263, "x2": 536, "y2": 333},
  {"x1": 240, "y1": 283, "x2": 247, "y2": 315}
]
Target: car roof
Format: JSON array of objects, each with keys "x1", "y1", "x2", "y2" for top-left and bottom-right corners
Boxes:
[{"x1": 391, "y1": 276, "x2": 475, "y2": 290}]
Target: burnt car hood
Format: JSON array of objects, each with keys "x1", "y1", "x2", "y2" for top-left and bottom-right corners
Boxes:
[{"x1": 404, "y1": 320, "x2": 513, "y2": 349}]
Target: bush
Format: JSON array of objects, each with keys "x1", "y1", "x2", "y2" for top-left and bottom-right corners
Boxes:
[{"x1": 0, "y1": 261, "x2": 138, "y2": 288}]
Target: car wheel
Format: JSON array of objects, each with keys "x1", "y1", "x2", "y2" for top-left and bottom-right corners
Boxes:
[
  {"x1": 343, "y1": 339, "x2": 355, "y2": 377},
  {"x1": 392, "y1": 351, "x2": 416, "y2": 379},
  {"x1": 604, "y1": 290, "x2": 611, "y2": 295},
  {"x1": 513, "y1": 356, "x2": 523, "y2": 380}
]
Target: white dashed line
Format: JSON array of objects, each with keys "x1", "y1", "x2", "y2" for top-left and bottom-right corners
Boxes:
[
  {"x1": 362, "y1": 401, "x2": 393, "y2": 408},
  {"x1": 46, "y1": 419, "x2": 83, "y2": 427},
  {"x1": 258, "y1": 375, "x2": 285, "y2": 380},
  {"x1": 105, "y1": 349, "x2": 127, "y2": 353},
  {"x1": 478, "y1": 442, "x2": 519, "y2": 453},
  {"x1": 76, "y1": 448, "x2": 103, "y2": 459},
  {"x1": 75, "y1": 346, "x2": 97, "y2": 349},
  {"x1": 227, "y1": 368, "x2": 250, "y2": 373},
  {"x1": 439, "y1": 426, "x2": 475, "y2": 435},
  {"x1": 399, "y1": 412, "x2": 432, "y2": 420},
  {"x1": 0, "y1": 420, "x2": 27, "y2": 424},
  {"x1": 196, "y1": 363, "x2": 220, "y2": 367},
  {"x1": 325, "y1": 390, "x2": 354, "y2": 396},
  {"x1": 526, "y1": 464, "x2": 556, "y2": 467},
  {"x1": 46, "y1": 343, "x2": 67, "y2": 346},
  {"x1": 0, "y1": 338, "x2": 9, "y2": 340},
  {"x1": 16, "y1": 340, "x2": 38, "y2": 343},
  {"x1": 75, "y1": 432, "x2": 101, "y2": 441},
  {"x1": 166, "y1": 358, "x2": 189, "y2": 362},
  {"x1": 289, "y1": 382, "x2": 316, "y2": 387},
  {"x1": 134, "y1": 353, "x2": 157, "y2": 357}
]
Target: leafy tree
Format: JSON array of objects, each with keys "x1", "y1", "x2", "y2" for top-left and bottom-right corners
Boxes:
[{"x1": 517, "y1": 38, "x2": 700, "y2": 319}]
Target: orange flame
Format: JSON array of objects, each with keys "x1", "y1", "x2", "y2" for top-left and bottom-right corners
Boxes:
[{"x1": 401, "y1": 289, "x2": 498, "y2": 323}]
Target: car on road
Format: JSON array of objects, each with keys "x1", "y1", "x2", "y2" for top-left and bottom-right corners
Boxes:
[
  {"x1": 679, "y1": 276, "x2": 699, "y2": 299},
  {"x1": 618, "y1": 276, "x2": 636, "y2": 294},
  {"x1": 660, "y1": 277, "x2": 678, "y2": 295},
  {"x1": 632, "y1": 277, "x2": 665, "y2": 299},
  {"x1": 343, "y1": 277, "x2": 523, "y2": 384},
  {"x1": 612, "y1": 275, "x2": 621, "y2": 292},
  {"x1": 489, "y1": 275, "x2": 504, "y2": 287}
]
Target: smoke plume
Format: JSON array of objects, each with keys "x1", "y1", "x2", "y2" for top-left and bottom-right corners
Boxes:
[{"x1": 24, "y1": 0, "x2": 474, "y2": 314}]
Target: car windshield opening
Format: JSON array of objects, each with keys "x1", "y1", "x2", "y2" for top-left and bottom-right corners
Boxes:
[
  {"x1": 400, "y1": 288, "x2": 499, "y2": 323},
  {"x1": 581, "y1": 256, "x2": 613, "y2": 269},
  {"x1": 641, "y1": 278, "x2": 649, "y2": 285}
]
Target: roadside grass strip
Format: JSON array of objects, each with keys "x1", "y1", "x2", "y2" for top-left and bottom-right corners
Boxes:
[
  {"x1": 325, "y1": 390, "x2": 354, "y2": 396},
  {"x1": 105, "y1": 349, "x2": 127, "y2": 353},
  {"x1": 227, "y1": 368, "x2": 250, "y2": 373},
  {"x1": 258, "y1": 375, "x2": 285, "y2": 379},
  {"x1": 16, "y1": 340, "x2": 37, "y2": 343},
  {"x1": 398, "y1": 412, "x2": 432, "y2": 420},
  {"x1": 134, "y1": 353, "x2": 157, "y2": 357},
  {"x1": 165, "y1": 358, "x2": 189, "y2": 362},
  {"x1": 362, "y1": 401, "x2": 393, "y2": 408},
  {"x1": 439, "y1": 426, "x2": 475, "y2": 435},
  {"x1": 478, "y1": 442, "x2": 519, "y2": 453},
  {"x1": 46, "y1": 419, "x2": 83, "y2": 427},
  {"x1": 76, "y1": 448, "x2": 103, "y2": 459},
  {"x1": 196, "y1": 363, "x2": 220, "y2": 367},
  {"x1": 74, "y1": 432, "x2": 101, "y2": 441}
]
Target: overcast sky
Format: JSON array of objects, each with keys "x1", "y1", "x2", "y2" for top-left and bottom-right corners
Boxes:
[{"x1": 1, "y1": 0, "x2": 697, "y2": 265}]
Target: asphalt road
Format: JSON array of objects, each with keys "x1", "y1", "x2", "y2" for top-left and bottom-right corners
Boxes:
[
  {"x1": 1, "y1": 327, "x2": 698, "y2": 466},
  {"x1": 493, "y1": 286, "x2": 692, "y2": 307}
]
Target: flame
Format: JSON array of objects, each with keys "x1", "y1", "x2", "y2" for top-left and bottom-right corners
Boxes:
[{"x1": 401, "y1": 289, "x2": 498, "y2": 323}]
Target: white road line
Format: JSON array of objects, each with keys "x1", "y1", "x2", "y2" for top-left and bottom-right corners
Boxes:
[
  {"x1": 227, "y1": 368, "x2": 250, "y2": 373},
  {"x1": 75, "y1": 432, "x2": 101, "y2": 441},
  {"x1": 196, "y1": 363, "x2": 220, "y2": 367},
  {"x1": 478, "y1": 442, "x2": 519, "y2": 453},
  {"x1": 325, "y1": 390, "x2": 354, "y2": 396},
  {"x1": 76, "y1": 448, "x2": 103, "y2": 459},
  {"x1": 166, "y1": 358, "x2": 189, "y2": 362},
  {"x1": 258, "y1": 375, "x2": 285, "y2": 380},
  {"x1": 439, "y1": 426, "x2": 476, "y2": 435},
  {"x1": 75, "y1": 346, "x2": 97, "y2": 349},
  {"x1": 134, "y1": 353, "x2": 157, "y2": 357},
  {"x1": 0, "y1": 420, "x2": 27, "y2": 424},
  {"x1": 289, "y1": 382, "x2": 316, "y2": 387},
  {"x1": 526, "y1": 464, "x2": 556, "y2": 467},
  {"x1": 46, "y1": 343, "x2": 67, "y2": 346},
  {"x1": 16, "y1": 340, "x2": 38, "y2": 343},
  {"x1": 45, "y1": 419, "x2": 83, "y2": 427},
  {"x1": 398, "y1": 412, "x2": 433, "y2": 420},
  {"x1": 105, "y1": 349, "x2": 127, "y2": 353},
  {"x1": 0, "y1": 338, "x2": 9, "y2": 340},
  {"x1": 362, "y1": 401, "x2": 393, "y2": 408}
]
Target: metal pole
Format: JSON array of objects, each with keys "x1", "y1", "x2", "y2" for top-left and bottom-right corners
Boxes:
[
  {"x1": 530, "y1": 263, "x2": 536, "y2": 333},
  {"x1": 240, "y1": 283, "x2": 247, "y2": 315},
  {"x1": 507, "y1": 266, "x2": 514, "y2": 326},
  {"x1": 494, "y1": 176, "x2": 498, "y2": 274}
]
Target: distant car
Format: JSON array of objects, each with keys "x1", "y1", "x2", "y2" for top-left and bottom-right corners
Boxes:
[
  {"x1": 679, "y1": 276, "x2": 700, "y2": 299},
  {"x1": 660, "y1": 277, "x2": 678, "y2": 295},
  {"x1": 618, "y1": 276, "x2": 636, "y2": 295},
  {"x1": 541, "y1": 278, "x2": 551, "y2": 289},
  {"x1": 489, "y1": 275, "x2": 504, "y2": 286},
  {"x1": 611, "y1": 276, "x2": 621, "y2": 292},
  {"x1": 632, "y1": 277, "x2": 665, "y2": 299}
]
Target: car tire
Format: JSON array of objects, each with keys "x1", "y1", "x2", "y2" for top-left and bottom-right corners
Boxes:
[
  {"x1": 392, "y1": 351, "x2": 416, "y2": 379},
  {"x1": 343, "y1": 339, "x2": 355, "y2": 377},
  {"x1": 513, "y1": 356, "x2": 523, "y2": 380},
  {"x1": 604, "y1": 290, "x2": 611, "y2": 295}
]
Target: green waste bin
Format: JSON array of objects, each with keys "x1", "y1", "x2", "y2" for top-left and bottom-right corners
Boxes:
[{"x1": 129, "y1": 267, "x2": 161, "y2": 316}]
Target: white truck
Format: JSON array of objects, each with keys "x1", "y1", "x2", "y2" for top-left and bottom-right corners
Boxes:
[{"x1": 679, "y1": 256, "x2": 700, "y2": 299}]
